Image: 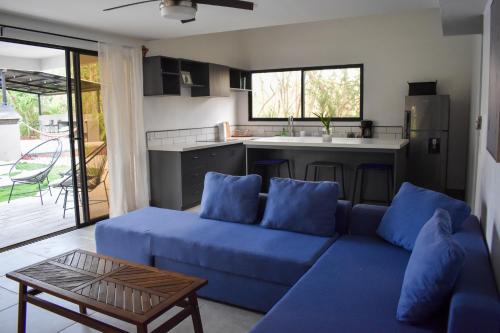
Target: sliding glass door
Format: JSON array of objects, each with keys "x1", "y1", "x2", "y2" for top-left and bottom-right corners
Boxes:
[{"x1": 67, "y1": 50, "x2": 109, "y2": 227}]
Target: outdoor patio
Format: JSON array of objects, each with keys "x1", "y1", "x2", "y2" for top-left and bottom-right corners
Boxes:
[{"x1": 0, "y1": 193, "x2": 75, "y2": 248}]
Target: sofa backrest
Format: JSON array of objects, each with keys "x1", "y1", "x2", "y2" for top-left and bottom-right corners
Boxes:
[
  {"x1": 257, "y1": 194, "x2": 352, "y2": 235},
  {"x1": 350, "y1": 204, "x2": 500, "y2": 332},
  {"x1": 447, "y1": 216, "x2": 500, "y2": 332}
]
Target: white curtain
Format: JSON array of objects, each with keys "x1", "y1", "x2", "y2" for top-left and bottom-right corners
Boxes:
[{"x1": 98, "y1": 42, "x2": 149, "y2": 217}]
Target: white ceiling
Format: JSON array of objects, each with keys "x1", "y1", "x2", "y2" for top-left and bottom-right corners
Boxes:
[
  {"x1": 0, "y1": 0, "x2": 439, "y2": 41},
  {"x1": 0, "y1": 41, "x2": 64, "y2": 59}
]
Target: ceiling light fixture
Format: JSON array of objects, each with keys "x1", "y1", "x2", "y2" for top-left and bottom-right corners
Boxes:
[{"x1": 160, "y1": 0, "x2": 197, "y2": 20}]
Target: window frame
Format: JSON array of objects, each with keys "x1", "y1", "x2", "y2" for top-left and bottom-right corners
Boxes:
[{"x1": 248, "y1": 64, "x2": 364, "y2": 122}]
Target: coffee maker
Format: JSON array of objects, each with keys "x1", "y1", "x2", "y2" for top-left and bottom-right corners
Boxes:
[{"x1": 361, "y1": 120, "x2": 373, "y2": 138}]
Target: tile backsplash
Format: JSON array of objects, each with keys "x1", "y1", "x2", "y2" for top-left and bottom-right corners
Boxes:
[{"x1": 146, "y1": 125, "x2": 403, "y2": 147}]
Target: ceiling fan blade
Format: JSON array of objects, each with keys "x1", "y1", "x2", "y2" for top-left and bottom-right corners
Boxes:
[
  {"x1": 195, "y1": 0, "x2": 254, "y2": 11},
  {"x1": 103, "y1": 0, "x2": 158, "y2": 12},
  {"x1": 181, "y1": 18, "x2": 196, "y2": 23}
]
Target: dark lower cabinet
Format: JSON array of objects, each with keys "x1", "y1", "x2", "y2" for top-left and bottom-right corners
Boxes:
[{"x1": 149, "y1": 144, "x2": 245, "y2": 210}]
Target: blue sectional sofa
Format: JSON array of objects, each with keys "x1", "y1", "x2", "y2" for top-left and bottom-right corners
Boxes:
[
  {"x1": 250, "y1": 204, "x2": 500, "y2": 333},
  {"x1": 96, "y1": 198, "x2": 352, "y2": 313},
  {"x1": 95, "y1": 199, "x2": 500, "y2": 332}
]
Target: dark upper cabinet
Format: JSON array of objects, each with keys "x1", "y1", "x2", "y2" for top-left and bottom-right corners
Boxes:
[
  {"x1": 143, "y1": 56, "x2": 181, "y2": 96},
  {"x1": 143, "y1": 56, "x2": 231, "y2": 97},
  {"x1": 190, "y1": 63, "x2": 230, "y2": 98}
]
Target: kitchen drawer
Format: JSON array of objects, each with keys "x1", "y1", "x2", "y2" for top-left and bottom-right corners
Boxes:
[
  {"x1": 182, "y1": 167, "x2": 207, "y2": 188},
  {"x1": 182, "y1": 183, "x2": 204, "y2": 208},
  {"x1": 181, "y1": 150, "x2": 208, "y2": 171},
  {"x1": 206, "y1": 147, "x2": 225, "y2": 173},
  {"x1": 205, "y1": 144, "x2": 245, "y2": 174}
]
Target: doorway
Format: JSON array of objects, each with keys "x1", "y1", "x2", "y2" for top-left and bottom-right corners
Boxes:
[{"x1": 0, "y1": 39, "x2": 108, "y2": 249}]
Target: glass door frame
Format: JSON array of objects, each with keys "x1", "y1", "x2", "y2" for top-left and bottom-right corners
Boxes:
[{"x1": 0, "y1": 36, "x2": 102, "y2": 228}]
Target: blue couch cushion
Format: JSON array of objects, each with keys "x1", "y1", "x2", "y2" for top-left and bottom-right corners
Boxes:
[
  {"x1": 377, "y1": 182, "x2": 471, "y2": 251},
  {"x1": 448, "y1": 216, "x2": 500, "y2": 332},
  {"x1": 397, "y1": 209, "x2": 466, "y2": 323},
  {"x1": 250, "y1": 236, "x2": 445, "y2": 333},
  {"x1": 261, "y1": 178, "x2": 339, "y2": 236},
  {"x1": 95, "y1": 207, "x2": 157, "y2": 265},
  {"x1": 147, "y1": 208, "x2": 335, "y2": 286},
  {"x1": 199, "y1": 172, "x2": 262, "y2": 224}
]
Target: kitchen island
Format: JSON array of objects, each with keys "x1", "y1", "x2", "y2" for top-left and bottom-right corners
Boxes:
[{"x1": 244, "y1": 137, "x2": 409, "y2": 202}]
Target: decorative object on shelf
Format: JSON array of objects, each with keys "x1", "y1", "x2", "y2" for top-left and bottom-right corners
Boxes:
[
  {"x1": 347, "y1": 132, "x2": 356, "y2": 138},
  {"x1": 313, "y1": 111, "x2": 333, "y2": 142},
  {"x1": 181, "y1": 71, "x2": 193, "y2": 85},
  {"x1": 141, "y1": 45, "x2": 149, "y2": 58}
]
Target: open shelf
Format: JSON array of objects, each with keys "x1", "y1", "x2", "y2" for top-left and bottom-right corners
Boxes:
[{"x1": 230, "y1": 68, "x2": 252, "y2": 91}]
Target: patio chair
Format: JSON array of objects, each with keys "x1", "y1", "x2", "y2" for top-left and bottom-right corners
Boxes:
[
  {"x1": 52, "y1": 143, "x2": 109, "y2": 218},
  {"x1": 7, "y1": 138, "x2": 63, "y2": 205}
]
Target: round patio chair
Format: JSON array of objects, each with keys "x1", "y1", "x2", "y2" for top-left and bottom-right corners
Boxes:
[
  {"x1": 51, "y1": 142, "x2": 109, "y2": 218},
  {"x1": 7, "y1": 138, "x2": 63, "y2": 205}
]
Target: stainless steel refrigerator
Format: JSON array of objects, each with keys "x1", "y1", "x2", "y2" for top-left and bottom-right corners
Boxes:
[{"x1": 404, "y1": 95, "x2": 450, "y2": 192}]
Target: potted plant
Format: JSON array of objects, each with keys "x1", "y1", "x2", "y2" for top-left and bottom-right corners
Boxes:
[{"x1": 313, "y1": 111, "x2": 333, "y2": 142}]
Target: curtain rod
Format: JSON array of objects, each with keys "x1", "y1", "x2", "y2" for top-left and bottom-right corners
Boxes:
[{"x1": 0, "y1": 24, "x2": 98, "y2": 44}]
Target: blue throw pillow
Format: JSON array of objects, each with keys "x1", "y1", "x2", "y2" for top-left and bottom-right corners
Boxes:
[
  {"x1": 261, "y1": 178, "x2": 339, "y2": 236},
  {"x1": 377, "y1": 182, "x2": 470, "y2": 251},
  {"x1": 397, "y1": 208, "x2": 466, "y2": 323},
  {"x1": 200, "y1": 172, "x2": 262, "y2": 224}
]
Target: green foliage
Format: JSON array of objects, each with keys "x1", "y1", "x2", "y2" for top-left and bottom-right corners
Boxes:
[
  {"x1": 251, "y1": 68, "x2": 361, "y2": 120},
  {"x1": 0, "y1": 164, "x2": 69, "y2": 202},
  {"x1": 7, "y1": 91, "x2": 39, "y2": 138},
  {"x1": 312, "y1": 111, "x2": 333, "y2": 135},
  {"x1": 305, "y1": 68, "x2": 361, "y2": 118}
]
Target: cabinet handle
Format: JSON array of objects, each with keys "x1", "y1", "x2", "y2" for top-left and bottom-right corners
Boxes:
[
  {"x1": 192, "y1": 156, "x2": 200, "y2": 160},
  {"x1": 209, "y1": 153, "x2": 217, "y2": 157}
]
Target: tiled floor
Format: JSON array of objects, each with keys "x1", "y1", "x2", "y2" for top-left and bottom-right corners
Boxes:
[{"x1": 0, "y1": 225, "x2": 262, "y2": 333}]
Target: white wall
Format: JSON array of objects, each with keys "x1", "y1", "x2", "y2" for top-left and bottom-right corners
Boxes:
[
  {"x1": 0, "y1": 55, "x2": 40, "y2": 71},
  {"x1": 143, "y1": 88, "x2": 239, "y2": 131},
  {"x1": 473, "y1": 0, "x2": 500, "y2": 289},
  {"x1": 144, "y1": 9, "x2": 477, "y2": 191}
]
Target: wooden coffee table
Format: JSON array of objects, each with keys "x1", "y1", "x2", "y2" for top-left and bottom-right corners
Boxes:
[{"x1": 7, "y1": 249, "x2": 207, "y2": 333}]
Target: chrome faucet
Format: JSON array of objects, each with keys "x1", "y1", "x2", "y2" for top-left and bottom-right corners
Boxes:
[{"x1": 288, "y1": 115, "x2": 295, "y2": 137}]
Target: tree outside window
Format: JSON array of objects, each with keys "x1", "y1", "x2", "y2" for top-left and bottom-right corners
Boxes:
[{"x1": 249, "y1": 65, "x2": 363, "y2": 121}]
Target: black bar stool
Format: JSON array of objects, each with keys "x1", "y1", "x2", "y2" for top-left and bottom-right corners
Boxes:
[
  {"x1": 253, "y1": 159, "x2": 292, "y2": 191},
  {"x1": 351, "y1": 163, "x2": 393, "y2": 204},
  {"x1": 304, "y1": 161, "x2": 346, "y2": 199}
]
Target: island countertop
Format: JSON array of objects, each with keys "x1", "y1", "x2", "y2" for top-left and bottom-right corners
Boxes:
[
  {"x1": 148, "y1": 137, "x2": 254, "y2": 152},
  {"x1": 244, "y1": 137, "x2": 409, "y2": 150}
]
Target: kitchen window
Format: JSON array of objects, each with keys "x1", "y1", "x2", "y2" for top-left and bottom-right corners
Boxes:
[{"x1": 249, "y1": 64, "x2": 363, "y2": 121}]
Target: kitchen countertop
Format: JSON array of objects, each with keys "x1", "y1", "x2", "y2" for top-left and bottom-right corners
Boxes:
[
  {"x1": 244, "y1": 137, "x2": 409, "y2": 150},
  {"x1": 148, "y1": 137, "x2": 254, "y2": 152},
  {"x1": 148, "y1": 137, "x2": 409, "y2": 152}
]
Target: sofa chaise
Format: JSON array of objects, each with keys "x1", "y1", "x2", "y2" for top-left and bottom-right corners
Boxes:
[{"x1": 96, "y1": 197, "x2": 352, "y2": 312}]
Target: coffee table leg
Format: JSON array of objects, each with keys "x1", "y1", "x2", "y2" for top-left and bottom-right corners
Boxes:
[
  {"x1": 137, "y1": 324, "x2": 147, "y2": 333},
  {"x1": 189, "y1": 294, "x2": 203, "y2": 333},
  {"x1": 79, "y1": 305, "x2": 87, "y2": 315},
  {"x1": 18, "y1": 283, "x2": 27, "y2": 333}
]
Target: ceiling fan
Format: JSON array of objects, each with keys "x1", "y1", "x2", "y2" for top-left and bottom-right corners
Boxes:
[{"x1": 103, "y1": 0, "x2": 255, "y2": 24}]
